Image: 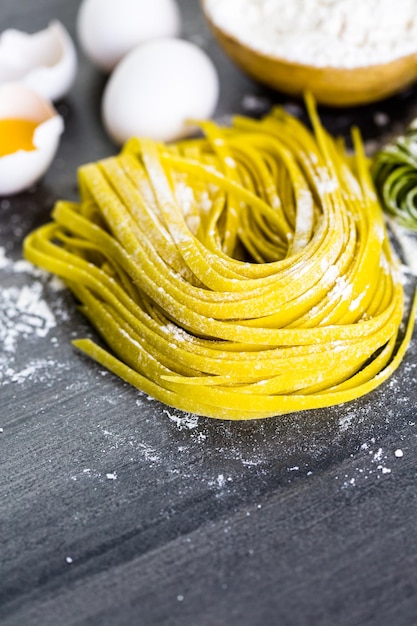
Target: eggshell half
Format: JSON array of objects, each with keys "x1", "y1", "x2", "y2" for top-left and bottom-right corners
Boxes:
[
  {"x1": 0, "y1": 83, "x2": 64, "y2": 196},
  {"x1": 0, "y1": 21, "x2": 77, "y2": 101}
]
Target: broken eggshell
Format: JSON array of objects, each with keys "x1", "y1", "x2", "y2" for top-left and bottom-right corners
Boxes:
[
  {"x1": 0, "y1": 20, "x2": 77, "y2": 101},
  {"x1": 0, "y1": 83, "x2": 64, "y2": 196}
]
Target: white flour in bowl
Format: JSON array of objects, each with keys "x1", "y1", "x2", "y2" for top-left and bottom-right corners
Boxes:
[{"x1": 204, "y1": 0, "x2": 417, "y2": 68}]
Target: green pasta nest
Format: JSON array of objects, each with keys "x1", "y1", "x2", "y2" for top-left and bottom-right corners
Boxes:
[{"x1": 372, "y1": 120, "x2": 417, "y2": 230}]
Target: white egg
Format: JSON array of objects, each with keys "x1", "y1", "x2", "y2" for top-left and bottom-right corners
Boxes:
[
  {"x1": 0, "y1": 21, "x2": 77, "y2": 101},
  {"x1": 76, "y1": 0, "x2": 181, "y2": 72},
  {"x1": 0, "y1": 83, "x2": 64, "y2": 196},
  {"x1": 102, "y1": 38, "x2": 219, "y2": 145}
]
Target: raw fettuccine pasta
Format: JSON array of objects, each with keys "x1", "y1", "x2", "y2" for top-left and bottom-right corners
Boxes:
[{"x1": 24, "y1": 96, "x2": 416, "y2": 420}]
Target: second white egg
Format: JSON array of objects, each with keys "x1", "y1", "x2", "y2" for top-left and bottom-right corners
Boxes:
[
  {"x1": 77, "y1": 0, "x2": 181, "y2": 72},
  {"x1": 102, "y1": 38, "x2": 219, "y2": 145}
]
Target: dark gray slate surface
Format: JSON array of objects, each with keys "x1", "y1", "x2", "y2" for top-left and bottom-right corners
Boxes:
[{"x1": 1, "y1": 1, "x2": 417, "y2": 625}]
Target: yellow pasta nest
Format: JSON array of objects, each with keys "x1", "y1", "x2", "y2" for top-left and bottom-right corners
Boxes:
[{"x1": 24, "y1": 95, "x2": 416, "y2": 420}]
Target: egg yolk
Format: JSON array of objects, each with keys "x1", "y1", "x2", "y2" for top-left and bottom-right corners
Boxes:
[{"x1": 0, "y1": 118, "x2": 38, "y2": 157}]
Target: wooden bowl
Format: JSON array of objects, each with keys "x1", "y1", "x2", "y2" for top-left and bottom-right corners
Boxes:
[{"x1": 201, "y1": 1, "x2": 417, "y2": 107}]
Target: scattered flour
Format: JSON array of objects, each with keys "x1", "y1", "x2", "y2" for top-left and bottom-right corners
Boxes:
[
  {"x1": 241, "y1": 93, "x2": 271, "y2": 114},
  {"x1": 216, "y1": 473, "x2": 225, "y2": 488},
  {"x1": 373, "y1": 111, "x2": 390, "y2": 128},
  {"x1": 99, "y1": 426, "x2": 161, "y2": 464},
  {"x1": 338, "y1": 413, "x2": 355, "y2": 432},
  {"x1": 337, "y1": 437, "x2": 409, "y2": 489},
  {"x1": 388, "y1": 221, "x2": 417, "y2": 276},
  {"x1": 1, "y1": 282, "x2": 56, "y2": 353},
  {"x1": 208, "y1": 473, "x2": 234, "y2": 489},
  {"x1": 2, "y1": 358, "x2": 67, "y2": 385},
  {"x1": 0, "y1": 246, "x2": 8, "y2": 269},
  {"x1": 373, "y1": 447, "x2": 384, "y2": 462},
  {"x1": 0, "y1": 245, "x2": 67, "y2": 385},
  {"x1": 163, "y1": 408, "x2": 199, "y2": 430}
]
